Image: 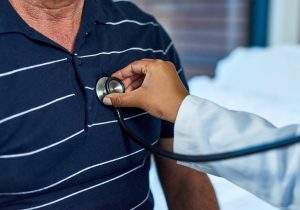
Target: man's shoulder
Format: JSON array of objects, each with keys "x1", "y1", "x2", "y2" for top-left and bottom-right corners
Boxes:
[{"x1": 101, "y1": 0, "x2": 158, "y2": 23}]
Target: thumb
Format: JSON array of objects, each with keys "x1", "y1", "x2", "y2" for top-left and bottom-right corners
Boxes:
[{"x1": 103, "y1": 91, "x2": 141, "y2": 108}]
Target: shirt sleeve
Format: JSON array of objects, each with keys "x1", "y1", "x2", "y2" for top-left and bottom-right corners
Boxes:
[
  {"x1": 160, "y1": 45, "x2": 188, "y2": 138},
  {"x1": 174, "y1": 95, "x2": 300, "y2": 209},
  {"x1": 156, "y1": 26, "x2": 188, "y2": 139},
  {"x1": 121, "y1": 3, "x2": 188, "y2": 138}
]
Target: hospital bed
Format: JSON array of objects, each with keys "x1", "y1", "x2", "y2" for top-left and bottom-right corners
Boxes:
[{"x1": 150, "y1": 45, "x2": 300, "y2": 210}]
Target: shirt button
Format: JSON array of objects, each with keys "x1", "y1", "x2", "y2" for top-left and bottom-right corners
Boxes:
[
  {"x1": 88, "y1": 106, "x2": 92, "y2": 111},
  {"x1": 74, "y1": 57, "x2": 82, "y2": 66}
]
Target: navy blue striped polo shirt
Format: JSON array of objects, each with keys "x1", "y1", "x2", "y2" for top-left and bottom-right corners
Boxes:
[{"x1": 0, "y1": 0, "x2": 187, "y2": 209}]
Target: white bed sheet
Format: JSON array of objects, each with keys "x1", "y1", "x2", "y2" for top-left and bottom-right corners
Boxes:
[{"x1": 189, "y1": 77, "x2": 300, "y2": 127}]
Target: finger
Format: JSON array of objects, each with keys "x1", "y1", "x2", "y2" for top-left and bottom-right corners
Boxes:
[
  {"x1": 104, "y1": 90, "x2": 142, "y2": 108},
  {"x1": 122, "y1": 75, "x2": 143, "y2": 88},
  {"x1": 112, "y1": 59, "x2": 155, "y2": 79},
  {"x1": 126, "y1": 78, "x2": 144, "y2": 92}
]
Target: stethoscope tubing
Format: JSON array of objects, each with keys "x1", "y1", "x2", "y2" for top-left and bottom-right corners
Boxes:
[
  {"x1": 102, "y1": 77, "x2": 300, "y2": 163},
  {"x1": 115, "y1": 108, "x2": 300, "y2": 162}
]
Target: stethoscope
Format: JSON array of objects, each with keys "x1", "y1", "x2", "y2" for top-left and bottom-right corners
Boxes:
[{"x1": 96, "y1": 77, "x2": 300, "y2": 162}]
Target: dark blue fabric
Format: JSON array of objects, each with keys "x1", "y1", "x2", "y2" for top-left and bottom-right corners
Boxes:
[{"x1": 0, "y1": 0, "x2": 187, "y2": 209}]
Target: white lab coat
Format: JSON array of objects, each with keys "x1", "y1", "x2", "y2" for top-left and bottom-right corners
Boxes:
[{"x1": 174, "y1": 95, "x2": 300, "y2": 210}]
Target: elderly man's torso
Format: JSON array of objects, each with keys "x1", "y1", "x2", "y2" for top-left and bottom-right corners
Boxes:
[{"x1": 0, "y1": 0, "x2": 183, "y2": 209}]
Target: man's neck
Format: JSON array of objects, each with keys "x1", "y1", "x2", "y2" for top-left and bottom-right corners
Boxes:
[
  {"x1": 9, "y1": 0, "x2": 84, "y2": 22},
  {"x1": 8, "y1": 0, "x2": 85, "y2": 52}
]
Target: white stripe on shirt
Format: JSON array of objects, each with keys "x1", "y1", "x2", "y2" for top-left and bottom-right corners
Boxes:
[
  {"x1": 0, "y1": 112, "x2": 148, "y2": 159},
  {"x1": 0, "y1": 149, "x2": 143, "y2": 195},
  {"x1": 0, "y1": 94, "x2": 75, "y2": 125},
  {"x1": 113, "y1": 0, "x2": 131, "y2": 2},
  {"x1": 21, "y1": 159, "x2": 147, "y2": 210},
  {"x1": 130, "y1": 190, "x2": 151, "y2": 210},
  {"x1": 87, "y1": 112, "x2": 148, "y2": 128},
  {"x1": 105, "y1": 20, "x2": 159, "y2": 27},
  {"x1": 164, "y1": 42, "x2": 174, "y2": 55},
  {"x1": 0, "y1": 58, "x2": 68, "y2": 78},
  {"x1": 78, "y1": 42, "x2": 173, "y2": 59},
  {"x1": 0, "y1": 129, "x2": 84, "y2": 159},
  {"x1": 0, "y1": 140, "x2": 158, "y2": 196},
  {"x1": 84, "y1": 86, "x2": 95, "y2": 91}
]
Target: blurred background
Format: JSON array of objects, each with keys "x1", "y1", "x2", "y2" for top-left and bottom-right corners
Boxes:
[
  {"x1": 130, "y1": 0, "x2": 300, "y2": 210},
  {"x1": 133, "y1": 0, "x2": 299, "y2": 78}
]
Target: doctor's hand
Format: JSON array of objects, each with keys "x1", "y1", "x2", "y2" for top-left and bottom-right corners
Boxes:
[{"x1": 104, "y1": 59, "x2": 189, "y2": 123}]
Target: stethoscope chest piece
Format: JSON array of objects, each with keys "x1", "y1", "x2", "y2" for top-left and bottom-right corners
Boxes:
[{"x1": 96, "y1": 77, "x2": 125, "y2": 104}]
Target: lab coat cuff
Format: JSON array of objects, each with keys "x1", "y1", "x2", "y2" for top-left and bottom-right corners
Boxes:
[
  {"x1": 174, "y1": 95, "x2": 218, "y2": 175},
  {"x1": 174, "y1": 95, "x2": 204, "y2": 152}
]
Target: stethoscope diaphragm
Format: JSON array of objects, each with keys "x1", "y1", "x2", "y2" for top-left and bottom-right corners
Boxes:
[{"x1": 96, "y1": 77, "x2": 125, "y2": 104}]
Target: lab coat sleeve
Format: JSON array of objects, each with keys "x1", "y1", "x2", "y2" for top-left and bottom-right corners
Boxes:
[{"x1": 174, "y1": 95, "x2": 300, "y2": 210}]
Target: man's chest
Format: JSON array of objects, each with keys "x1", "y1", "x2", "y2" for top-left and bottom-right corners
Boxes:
[
  {"x1": 0, "y1": 33, "x2": 164, "y2": 196},
  {"x1": 0, "y1": 1, "x2": 172, "y2": 207}
]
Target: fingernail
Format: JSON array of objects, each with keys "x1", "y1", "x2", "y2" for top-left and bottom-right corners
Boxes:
[{"x1": 103, "y1": 97, "x2": 112, "y2": 106}]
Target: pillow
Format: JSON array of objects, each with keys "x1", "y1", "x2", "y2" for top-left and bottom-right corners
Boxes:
[{"x1": 215, "y1": 45, "x2": 300, "y2": 101}]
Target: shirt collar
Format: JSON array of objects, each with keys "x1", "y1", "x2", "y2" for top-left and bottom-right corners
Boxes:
[
  {"x1": 0, "y1": 0, "x2": 29, "y2": 34},
  {"x1": 82, "y1": 0, "x2": 112, "y2": 25},
  {"x1": 91, "y1": 0, "x2": 128, "y2": 24},
  {"x1": 0, "y1": 0, "x2": 115, "y2": 35}
]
